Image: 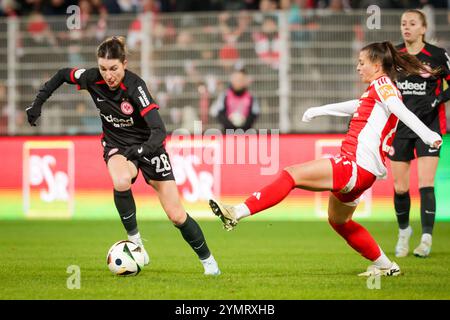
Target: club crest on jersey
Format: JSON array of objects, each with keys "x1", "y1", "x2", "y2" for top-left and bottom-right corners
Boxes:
[{"x1": 120, "y1": 101, "x2": 134, "y2": 115}]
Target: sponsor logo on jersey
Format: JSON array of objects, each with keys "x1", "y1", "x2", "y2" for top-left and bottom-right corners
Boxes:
[
  {"x1": 137, "y1": 86, "x2": 150, "y2": 108},
  {"x1": 396, "y1": 80, "x2": 427, "y2": 95},
  {"x1": 100, "y1": 113, "x2": 134, "y2": 128},
  {"x1": 378, "y1": 84, "x2": 397, "y2": 100},
  {"x1": 120, "y1": 101, "x2": 134, "y2": 115}
]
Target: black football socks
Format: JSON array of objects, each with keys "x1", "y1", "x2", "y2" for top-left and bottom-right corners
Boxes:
[
  {"x1": 419, "y1": 187, "x2": 435, "y2": 235},
  {"x1": 175, "y1": 214, "x2": 211, "y2": 260},
  {"x1": 114, "y1": 189, "x2": 138, "y2": 236},
  {"x1": 394, "y1": 190, "x2": 410, "y2": 230}
]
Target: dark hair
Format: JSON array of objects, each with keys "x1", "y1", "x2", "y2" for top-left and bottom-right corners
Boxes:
[
  {"x1": 402, "y1": 9, "x2": 427, "y2": 42},
  {"x1": 97, "y1": 36, "x2": 128, "y2": 63},
  {"x1": 361, "y1": 41, "x2": 439, "y2": 81},
  {"x1": 234, "y1": 68, "x2": 247, "y2": 75}
]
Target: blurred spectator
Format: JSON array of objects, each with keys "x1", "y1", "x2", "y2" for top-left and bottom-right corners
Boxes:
[
  {"x1": 160, "y1": 0, "x2": 214, "y2": 12},
  {"x1": 216, "y1": 11, "x2": 253, "y2": 73},
  {"x1": 102, "y1": 0, "x2": 123, "y2": 14},
  {"x1": 127, "y1": 8, "x2": 174, "y2": 50},
  {"x1": 15, "y1": 0, "x2": 41, "y2": 15},
  {"x1": 316, "y1": 0, "x2": 351, "y2": 9},
  {"x1": 26, "y1": 11, "x2": 58, "y2": 47},
  {"x1": 115, "y1": 0, "x2": 141, "y2": 13},
  {"x1": 1, "y1": 0, "x2": 19, "y2": 16},
  {"x1": 252, "y1": 15, "x2": 280, "y2": 70},
  {"x1": 286, "y1": 0, "x2": 317, "y2": 42},
  {"x1": 259, "y1": 0, "x2": 279, "y2": 11},
  {"x1": 0, "y1": 82, "x2": 7, "y2": 132},
  {"x1": 42, "y1": 0, "x2": 77, "y2": 16},
  {"x1": 210, "y1": 69, "x2": 260, "y2": 132}
]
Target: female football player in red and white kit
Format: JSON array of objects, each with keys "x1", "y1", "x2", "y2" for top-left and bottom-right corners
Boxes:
[{"x1": 209, "y1": 41, "x2": 442, "y2": 276}]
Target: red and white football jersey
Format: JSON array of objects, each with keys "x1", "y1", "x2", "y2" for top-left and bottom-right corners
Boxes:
[{"x1": 341, "y1": 76, "x2": 402, "y2": 178}]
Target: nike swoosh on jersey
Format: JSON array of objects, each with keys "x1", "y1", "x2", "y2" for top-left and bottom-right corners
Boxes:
[
  {"x1": 162, "y1": 172, "x2": 171, "y2": 177},
  {"x1": 428, "y1": 148, "x2": 438, "y2": 153},
  {"x1": 96, "y1": 97, "x2": 105, "y2": 102}
]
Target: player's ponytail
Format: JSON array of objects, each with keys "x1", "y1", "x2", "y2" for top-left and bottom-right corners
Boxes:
[
  {"x1": 97, "y1": 36, "x2": 128, "y2": 63},
  {"x1": 361, "y1": 41, "x2": 440, "y2": 81}
]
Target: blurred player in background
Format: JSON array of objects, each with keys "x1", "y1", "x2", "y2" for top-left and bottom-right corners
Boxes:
[
  {"x1": 389, "y1": 9, "x2": 450, "y2": 258},
  {"x1": 25, "y1": 36, "x2": 220, "y2": 276},
  {"x1": 210, "y1": 69, "x2": 260, "y2": 132},
  {"x1": 210, "y1": 41, "x2": 442, "y2": 277}
]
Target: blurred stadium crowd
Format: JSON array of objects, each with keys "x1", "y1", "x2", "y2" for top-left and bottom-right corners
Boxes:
[
  {"x1": 0, "y1": 1, "x2": 448, "y2": 135},
  {"x1": 1, "y1": 0, "x2": 448, "y2": 17}
]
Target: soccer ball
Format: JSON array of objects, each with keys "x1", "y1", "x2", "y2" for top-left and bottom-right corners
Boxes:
[{"x1": 107, "y1": 240, "x2": 145, "y2": 276}]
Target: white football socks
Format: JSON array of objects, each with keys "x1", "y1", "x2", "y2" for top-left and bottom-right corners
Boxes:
[
  {"x1": 373, "y1": 248, "x2": 393, "y2": 269},
  {"x1": 128, "y1": 232, "x2": 143, "y2": 247},
  {"x1": 235, "y1": 203, "x2": 251, "y2": 220},
  {"x1": 421, "y1": 233, "x2": 432, "y2": 244}
]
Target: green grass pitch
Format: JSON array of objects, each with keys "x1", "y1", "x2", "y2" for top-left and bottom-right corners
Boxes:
[{"x1": 1, "y1": 219, "x2": 449, "y2": 300}]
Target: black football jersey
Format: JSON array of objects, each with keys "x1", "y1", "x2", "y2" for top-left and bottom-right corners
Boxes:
[
  {"x1": 70, "y1": 68, "x2": 163, "y2": 148},
  {"x1": 395, "y1": 42, "x2": 450, "y2": 139}
]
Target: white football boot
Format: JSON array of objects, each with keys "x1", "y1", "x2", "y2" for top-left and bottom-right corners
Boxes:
[
  {"x1": 201, "y1": 255, "x2": 221, "y2": 276},
  {"x1": 413, "y1": 234, "x2": 432, "y2": 258},
  {"x1": 358, "y1": 261, "x2": 401, "y2": 277},
  {"x1": 128, "y1": 234, "x2": 150, "y2": 265},
  {"x1": 209, "y1": 199, "x2": 238, "y2": 231},
  {"x1": 395, "y1": 226, "x2": 412, "y2": 258}
]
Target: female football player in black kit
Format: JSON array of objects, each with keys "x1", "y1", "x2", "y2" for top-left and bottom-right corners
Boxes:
[
  {"x1": 389, "y1": 10, "x2": 450, "y2": 258},
  {"x1": 25, "y1": 36, "x2": 220, "y2": 275}
]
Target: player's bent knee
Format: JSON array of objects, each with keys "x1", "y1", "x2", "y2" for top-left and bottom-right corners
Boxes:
[
  {"x1": 166, "y1": 209, "x2": 187, "y2": 225},
  {"x1": 283, "y1": 166, "x2": 299, "y2": 182},
  {"x1": 113, "y1": 176, "x2": 133, "y2": 191},
  {"x1": 328, "y1": 214, "x2": 351, "y2": 225},
  {"x1": 394, "y1": 186, "x2": 409, "y2": 194}
]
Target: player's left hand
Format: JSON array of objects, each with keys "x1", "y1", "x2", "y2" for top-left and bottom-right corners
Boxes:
[
  {"x1": 123, "y1": 144, "x2": 151, "y2": 161},
  {"x1": 302, "y1": 107, "x2": 318, "y2": 122},
  {"x1": 25, "y1": 101, "x2": 42, "y2": 126}
]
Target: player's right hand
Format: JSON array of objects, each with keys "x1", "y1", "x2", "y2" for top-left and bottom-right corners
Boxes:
[
  {"x1": 302, "y1": 108, "x2": 317, "y2": 122},
  {"x1": 429, "y1": 132, "x2": 443, "y2": 149},
  {"x1": 25, "y1": 102, "x2": 42, "y2": 126}
]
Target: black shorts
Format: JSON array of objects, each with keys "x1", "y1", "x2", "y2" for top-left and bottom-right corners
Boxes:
[
  {"x1": 102, "y1": 140, "x2": 175, "y2": 183},
  {"x1": 388, "y1": 137, "x2": 440, "y2": 162}
]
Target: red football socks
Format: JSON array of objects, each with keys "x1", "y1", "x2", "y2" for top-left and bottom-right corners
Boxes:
[
  {"x1": 244, "y1": 170, "x2": 296, "y2": 215},
  {"x1": 329, "y1": 219, "x2": 381, "y2": 261}
]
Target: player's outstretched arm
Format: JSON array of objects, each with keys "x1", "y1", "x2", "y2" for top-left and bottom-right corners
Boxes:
[
  {"x1": 302, "y1": 99, "x2": 359, "y2": 122},
  {"x1": 25, "y1": 68, "x2": 81, "y2": 126},
  {"x1": 386, "y1": 95, "x2": 442, "y2": 149}
]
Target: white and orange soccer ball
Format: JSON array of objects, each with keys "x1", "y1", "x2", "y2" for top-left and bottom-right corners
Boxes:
[{"x1": 107, "y1": 240, "x2": 145, "y2": 276}]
